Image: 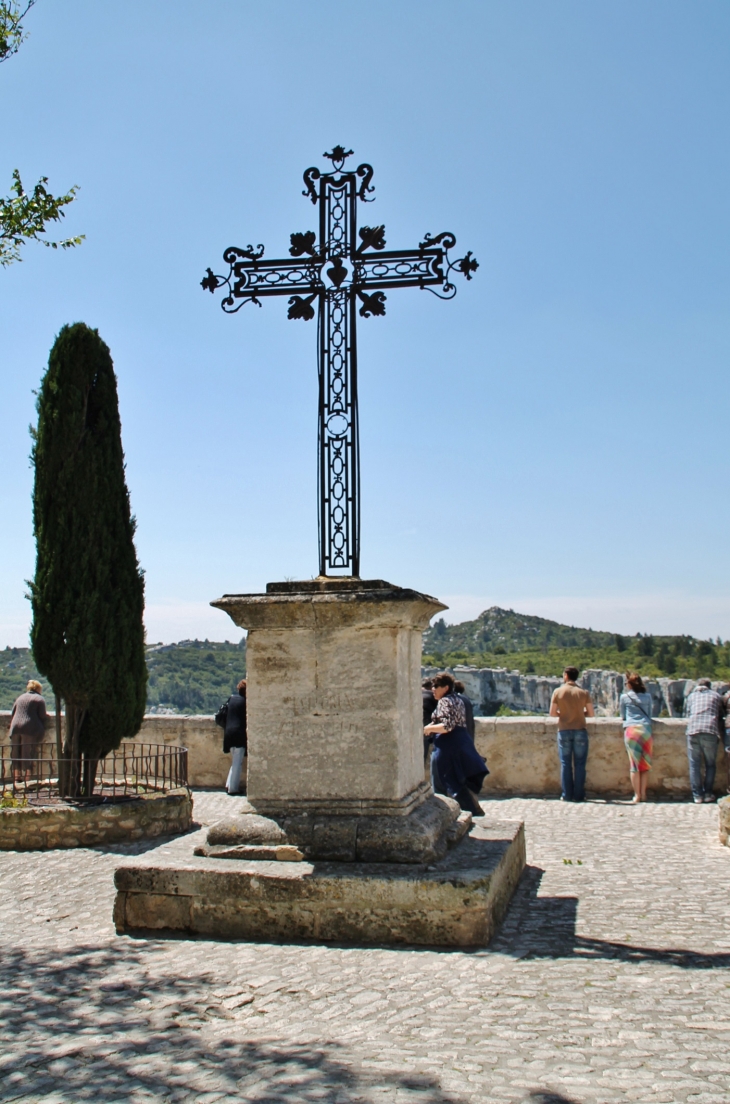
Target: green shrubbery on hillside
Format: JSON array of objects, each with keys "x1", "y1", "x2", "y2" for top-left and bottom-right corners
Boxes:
[
  {"x1": 0, "y1": 639, "x2": 246, "y2": 714},
  {"x1": 422, "y1": 608, "x2": 728, "y2": 681},
  {"x1": 146, "y1": 639, "x2": 246, "y2": 713},
  {"x1": 0, "y1": 648, "x2": 44, "y2": 710},
  {"x1": 3, "y1": 606, "x2": 726, "y2": 716}
]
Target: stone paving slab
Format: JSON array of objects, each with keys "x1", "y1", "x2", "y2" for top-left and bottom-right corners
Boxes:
[{"x1": 0, "y1": 791, "x2": 728, "y2": 1103}]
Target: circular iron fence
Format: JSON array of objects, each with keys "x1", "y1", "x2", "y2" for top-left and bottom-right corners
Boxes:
[{"x1": 0, "y1": 743, "x2": 189, "y2": 805}]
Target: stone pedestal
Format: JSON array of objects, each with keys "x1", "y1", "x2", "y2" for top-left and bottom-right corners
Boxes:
[
  {"x1": 208, "y1": 577, "x2": 458, "y2": 862},
  {"x1": 111, "y1": 577, "x2": 527, "y2": 946},
  {"x1": 114, "y1": 817, "x2": 526, "y2": 946}
]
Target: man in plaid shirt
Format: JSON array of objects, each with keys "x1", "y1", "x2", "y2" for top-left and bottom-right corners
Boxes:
[{"x1": 684, "y1": 679, "x2": 726, "y2": 803}]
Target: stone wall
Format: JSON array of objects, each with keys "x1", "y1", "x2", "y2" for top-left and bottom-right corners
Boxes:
[
  {"x1": 0, "y1": 789, "x2": 192, "y2": 851},
  {"x1": 3, "y1": 712, "x2": 725, "y2": 799},
  {"x1": 432, "y1": 666, "x2": 730, "y2": 718}
]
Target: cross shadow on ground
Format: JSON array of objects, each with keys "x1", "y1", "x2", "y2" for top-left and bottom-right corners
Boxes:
[
  {"x1": 491, "y1": 865, "x2": 730, "y2": 968},
  {"x1": 0, "y1": 944, "x2": 464, "y2": 1104}
]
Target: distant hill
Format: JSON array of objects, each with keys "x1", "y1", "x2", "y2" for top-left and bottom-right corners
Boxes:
[
  {"x1": 0, "y1": 648, "x2": 44, "y2": 711},
  {"x1": 146, "y1": 638, "x2": 246, "y2": 713},
  {"x1": 424, "y1": 607, "x2": 616, "y2": 653},
  {"x1": 0, "y1": 639, "x2": 247, "y2": 714},
  {"x1": 2, "y1": 607, "x2": 726, "y2": 714},
  {"x1": 422, "y1": 606, "x2": 728, "y2": 682}
]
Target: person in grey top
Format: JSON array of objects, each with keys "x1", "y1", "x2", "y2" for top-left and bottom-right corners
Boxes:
[
  {"x1": 9, "y1": 680, "x2": 48, "y2": 783},
  {"x1": 684, "y1": 679, "x2": 725, "y2": 803}
]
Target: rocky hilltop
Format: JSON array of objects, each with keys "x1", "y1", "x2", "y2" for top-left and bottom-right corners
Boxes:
[
  {"x1": 424, "y1": 607, "x2": 617, "y2": 654},
  {"x1": 422, "y1": 606, "x2": 727, "y2": 683}
]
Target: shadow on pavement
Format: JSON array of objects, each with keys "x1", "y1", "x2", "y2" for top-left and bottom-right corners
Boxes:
[
  {"x1": 0, "y1": 944, "x2": 464, "y2": 1103},
  {"x1": 494, "y1": 865, "x2": 730, "y2": 968},
  {"x1": 524, "y1": 1094, "x2": 581, "y2": 1104}
]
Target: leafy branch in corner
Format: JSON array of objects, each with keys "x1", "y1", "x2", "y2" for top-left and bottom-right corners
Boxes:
[
  {"x1": 0, "y1": 170, "x2": 84, "y2": 266},
  {"x1": 0, "y1": 0, "x2": 35, "y2": 63},
  {"x1": 1, "y1": 3, "x2": 84, "y2": 265}
]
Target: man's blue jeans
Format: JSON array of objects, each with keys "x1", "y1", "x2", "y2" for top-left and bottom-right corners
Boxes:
[
  {"x1": 557, "y1": 728, "x2": 589, "y2": 802},
  {"x1": 687, "y1": 732, "x2": 718, "y2": 798}
]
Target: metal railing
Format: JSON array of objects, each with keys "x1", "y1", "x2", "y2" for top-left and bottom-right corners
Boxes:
[{"x1": 0, "y1": 743, "x2": 188, "y2": 805}]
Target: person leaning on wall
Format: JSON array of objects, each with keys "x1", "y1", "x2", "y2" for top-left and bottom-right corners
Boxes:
[
  {"x1": 549, "y1": 667, "x2": 594, "y2": 802},
  {"x1": 217, "y1": 679, "x2": 247, "y2": 796},
  {"x1": 683, "y1": 677, "x2": 725, "y2": 804},
  {"x1": 619, "y1": 672, "x2": 654, "y2": 803},
  {"x1": 8, "y1": 679, "x2": 48, "y2": 784}
]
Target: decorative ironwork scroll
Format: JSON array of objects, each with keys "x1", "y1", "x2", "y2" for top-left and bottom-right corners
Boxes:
[{"x1": 202, "y1": 146, "x2": 477, "y2": 577}]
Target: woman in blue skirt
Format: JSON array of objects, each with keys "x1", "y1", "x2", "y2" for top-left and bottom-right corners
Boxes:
[{"x1": 424, "y1": 672, "x2": 488, "y2": 816}]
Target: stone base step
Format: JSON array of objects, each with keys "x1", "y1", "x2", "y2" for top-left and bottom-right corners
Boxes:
[{"x1": 113, "y1": 817, "x2": 525, "y2": 947}]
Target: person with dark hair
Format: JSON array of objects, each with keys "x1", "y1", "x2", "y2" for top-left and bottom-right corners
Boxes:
[
  {"x1": 422, "y1": 678, "x2": 437, "y2": 765},
  {"x1": 423, "y1": 672, "x2": 488, "y2": 816},
  {"x1": 684, "y1": 678, "x2": 725, "y2": 803},
  {"x1": 619, "y1": 672, "x2": 654, "y2": 803},
  {"x1": 223, "y1": 678, "x2": 248, "y2": 795},
  {"x1": 453, "y1": 680, "x2": 475, "y2": 741},
  {"x1": 549, "y1": 667, "x2": 594, "y2": 802}
]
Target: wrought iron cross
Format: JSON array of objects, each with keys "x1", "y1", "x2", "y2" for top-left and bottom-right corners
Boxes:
[{"x1": 202, "y1": 146, "x2": 477, "y2": 578}]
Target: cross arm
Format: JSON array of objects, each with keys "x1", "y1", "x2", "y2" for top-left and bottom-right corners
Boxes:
[
  {"x1": 201, "y1": 243, "x2": 321, "y2": 315},
  {"x1": 354, "y1": 231, "x2": 478, "y2": 316}
]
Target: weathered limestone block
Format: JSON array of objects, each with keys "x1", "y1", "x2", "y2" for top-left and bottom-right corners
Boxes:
[
  {"x1": 719, "y1": 796, "x2": 730, "y2": 846},
  {"x1": 197, "y1": 794, "x2": 469, "y2": 864},
  {"x1": 212, "y1": 578, "x2": 445, "y2": 818},
  {"x1": 208, "y1": 577, "x2": 470, "y2": 864},
  {"x1": 114, "y1": 817, "x2": 526, "y2": 946}
]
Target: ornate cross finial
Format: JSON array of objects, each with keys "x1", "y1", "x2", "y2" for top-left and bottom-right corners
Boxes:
[{"x1": 323, "y1": 146, "x2": 354, "y2": 171}]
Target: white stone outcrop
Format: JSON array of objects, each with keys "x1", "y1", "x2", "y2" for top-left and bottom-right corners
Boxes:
[{"x1": 424, "y1": 665, "x2": 729, "y2": 718}]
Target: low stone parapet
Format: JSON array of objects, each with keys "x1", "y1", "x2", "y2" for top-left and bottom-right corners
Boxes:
[
  {"x1": 472, "y1": 716, "x2": 722, "y2": 799},
  {"x1": 0, "y1": 789, "x2": 192, "y2": 851},
  {"x1": 2, "y1": 712, "x2": 726, "y2": 799}
]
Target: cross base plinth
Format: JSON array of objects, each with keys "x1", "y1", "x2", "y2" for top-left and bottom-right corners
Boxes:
[
  {"x1": 114, "y1": 819, "x2": 526, "y2": 947},
  {"x1": 195, "y1": 792, "x2": 472, "y2": 864}
]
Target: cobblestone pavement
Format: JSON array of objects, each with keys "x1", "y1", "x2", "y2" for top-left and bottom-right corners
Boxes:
[{"x1": 1, "y1": 793, "x2": 729, "y2": 1104}]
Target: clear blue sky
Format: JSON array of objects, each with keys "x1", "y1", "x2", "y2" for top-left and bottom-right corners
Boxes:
[{"x1": 2, "y1": 1, "x2": 729, "y2": 646}]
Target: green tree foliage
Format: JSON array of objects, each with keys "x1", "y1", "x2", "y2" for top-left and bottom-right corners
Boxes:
[
  {"x1": 30, "y1": 324, "x2": 146, "y2": 791},
  {"x1": 0, "y1": 170, "x2": 83, "y2": 266},
  {"x1": 0, "y1": 0, "x2": 33, "y2": 62},
  {"x1": 0, "y1": 2, "x2": 83, "y2": 266}
]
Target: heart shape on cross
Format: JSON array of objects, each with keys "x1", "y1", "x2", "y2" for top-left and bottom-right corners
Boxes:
[{"x1": 326, "y1": 257, "x2": 348, "y2": 288}]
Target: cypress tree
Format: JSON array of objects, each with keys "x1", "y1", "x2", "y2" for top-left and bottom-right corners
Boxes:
[{"x1": 30, "y1": 323, "x2": 147, "y2": 794}]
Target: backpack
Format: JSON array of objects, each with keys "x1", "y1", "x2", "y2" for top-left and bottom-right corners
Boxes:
[{"x1": 214, "y1": 700, "x2": 229, "y2": 729}]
